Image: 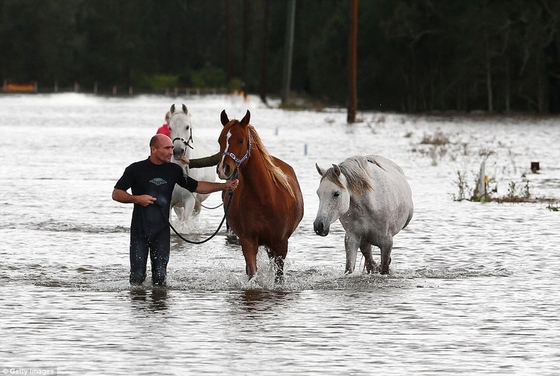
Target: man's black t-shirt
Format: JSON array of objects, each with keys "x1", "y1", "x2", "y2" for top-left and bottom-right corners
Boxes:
[{"x1": 115, "y1": 158, "x2": 198, "y2": 236}]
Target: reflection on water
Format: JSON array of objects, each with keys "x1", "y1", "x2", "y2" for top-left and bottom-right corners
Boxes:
[
  {"x1": 236, "y1": 289, "x2": 295, "y2": 313},
  {"x1": 129, "y1": 287, "x2": 169, "y2": 312},
  {"x1": 1, "y1": 94, "x2": 560, "y2": 375}
]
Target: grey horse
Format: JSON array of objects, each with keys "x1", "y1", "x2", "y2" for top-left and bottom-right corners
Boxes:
[{"x1": 314, "y1": 155, "x2": 413, "y2": 274}]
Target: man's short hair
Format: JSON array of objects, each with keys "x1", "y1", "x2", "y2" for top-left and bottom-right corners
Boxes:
[{"x1": 149, "y1": 135, "x2": 159, "y2": 147}]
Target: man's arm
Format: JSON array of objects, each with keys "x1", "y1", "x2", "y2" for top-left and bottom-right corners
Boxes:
[
  {"x1": 194, "y1": 179, "x2": 238, "y2": 194},
  {"x1": 182, "y1": 152, "x2": 221, "y2": 168},
  {"x1": 112, "y1": 188, "x2": 156, "y2": 207}
]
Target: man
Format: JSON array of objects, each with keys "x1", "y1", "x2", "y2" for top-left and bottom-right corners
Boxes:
[{"x1": 112, "y1": 134, "x2": 238, "y2": 286}]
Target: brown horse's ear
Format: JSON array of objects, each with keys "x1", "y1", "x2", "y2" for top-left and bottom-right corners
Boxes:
[
  {"x1": 170, "y1": 104, "x2": 176, "y2": 114},
  {"x1": 316, "y1": 163, "x2": 326, "y2": 176},
  {"x1": 240, "y1": 110, "x2": 251, "y2": 126},
  {"x1": 332, "y1": 164, "x2": 341, "y2": 176},
  {"x1": 181, "y1": 104, "x2": 188, "y2": 114},
  {"x1": 220, "y1": 110, "x2": 229, "y2": 126}
]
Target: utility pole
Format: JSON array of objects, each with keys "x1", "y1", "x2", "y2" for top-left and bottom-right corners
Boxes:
[
  {"x1": 259, "y1": 0, "x2": 270, "y2": 104},
  {"x1": 242, "y1": 0, "x2": 249, "y2": 97},
  {"x1": 225, "y1": 0, "x2": 232, "y2": 83},
  {"x1": 347, "y1": 0, "x2": 358, "y2": 123},
  {"x1": 281, "y1": 0, "x2": 296, "y2": 105}
]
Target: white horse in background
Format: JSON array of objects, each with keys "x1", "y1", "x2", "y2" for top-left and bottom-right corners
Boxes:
[
  {"x1": 314, "y1": 155, "x2": 413, "y2": 275},
  {"x1": 168, "y1": 103, "x2": 216, "y2": 221}
]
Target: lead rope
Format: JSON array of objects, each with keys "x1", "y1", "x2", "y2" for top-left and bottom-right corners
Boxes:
[
  {"x1": 196, "y1": 197, "x2": 223, "y2": 210},
  {"x1": 161, "y1": 189, "x2": 234, "y2": 245},
  {"x1": 165, "y1": 139, "x2": 246, "y2": 245}
]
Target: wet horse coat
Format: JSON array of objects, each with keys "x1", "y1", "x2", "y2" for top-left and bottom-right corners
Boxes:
[
  {"x1": 314, "y1": 155, "x2": 413, "y2": 274},
  {"x1": 217, "y1": 110, "x2": 304, "y2": 280}
]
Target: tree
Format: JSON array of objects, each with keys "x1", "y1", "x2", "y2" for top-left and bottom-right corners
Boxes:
[
  {"x1": 281, "y1": 0, "x2": 296, "y2": 104},
  {"x1": 347, "y1": 0, "x2": 358, "y2": 122}
]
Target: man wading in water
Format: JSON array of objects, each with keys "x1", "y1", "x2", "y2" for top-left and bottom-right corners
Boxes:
[{"x1": 112, "y1": 134, "x2": 238, "y2": 286}]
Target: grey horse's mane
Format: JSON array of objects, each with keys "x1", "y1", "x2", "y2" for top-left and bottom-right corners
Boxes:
[{"x1": 324, "y1": 156, "x2": 375, "y2": 194}]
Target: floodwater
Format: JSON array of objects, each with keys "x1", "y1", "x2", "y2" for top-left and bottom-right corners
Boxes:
[{"x1": 1, "y1": 93, "x2": 559, "y2": 375}]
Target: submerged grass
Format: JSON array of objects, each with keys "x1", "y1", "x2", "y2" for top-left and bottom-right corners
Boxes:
[{"x1": 412, "y1": 128, "x2": 557, "y2": 209}]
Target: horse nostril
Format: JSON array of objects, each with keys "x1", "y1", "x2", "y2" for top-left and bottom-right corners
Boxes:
[
  {"x1": 313, "y1": 221, "x2": 322, "y2": 234},
  {"x1": 173, "y1": 147, "x2": 183, "y2": 158},
  {"x1": 313, "y1": 221, "x2": 329, "y2": 236},
  {"x1": 217, "y1": 163, "x2": 231, "y2": 179}
]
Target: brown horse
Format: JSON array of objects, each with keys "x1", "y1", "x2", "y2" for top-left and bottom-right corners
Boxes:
[{"x1": 217, "y1": 110, "x2": 304, "y2": 281}]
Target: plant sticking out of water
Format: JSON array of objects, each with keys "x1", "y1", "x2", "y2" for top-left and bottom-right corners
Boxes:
[
  {"x1": 452, "y1": 169, "x2": 497, "y2": 202},
  {"x1": 546, "y1": 201, "x2": 559, "y2": 212},
  {"x1": 428, "y1": 145, "x2": 448, "y2": 166},
  {"x1": 453, "y1": 170, "x2": 544, "y2": 204},
  {"x1": 453, "y1": 170, "x2": 471, "y2": 201},
  {"x1": 413, "y1": 129, "x2": 452, "y2": 166},
  {"x1": 409, "y1": 127, "x2": 557, "y2": 207},
  {"x1": 420, "y1": 129, "x2": 450, "y2": 146},
  {"x1": 413, "y1": 129, "x2": 470, "y2": 166},
  {"x1": 498, "y1": 174, "x2": 532, "y2": 203},
  {"x1": 414, "y1": 129, "x2": 556, "y2": 207}
]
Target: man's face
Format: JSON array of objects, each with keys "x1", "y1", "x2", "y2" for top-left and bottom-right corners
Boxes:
[{"x1": 151, "y1": 137, "x2": 173, "y2": 164}]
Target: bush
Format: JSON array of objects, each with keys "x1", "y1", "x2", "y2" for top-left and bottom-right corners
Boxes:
[
  {"x1": 139, "y1": 74, "x2": 179, "y2": 90},
  {"x1": 190, "y1": 64, "x2": 226, "y2": 88}
]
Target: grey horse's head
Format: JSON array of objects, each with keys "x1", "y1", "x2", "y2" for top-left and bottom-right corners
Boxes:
[
  {"x1": 313, "y1": 163, "x2": 351, "y2": 236},
  {"x1": 168, "y1": 103, "x2": 194, "y2": 160}
]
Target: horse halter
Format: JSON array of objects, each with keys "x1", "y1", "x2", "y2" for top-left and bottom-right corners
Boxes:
[
  {"x1": 223, "y1": 135, "x2": 252, "y2": 173},
  {"x1": 172, "y1": 134, "x2": 194, "y2": 150}
]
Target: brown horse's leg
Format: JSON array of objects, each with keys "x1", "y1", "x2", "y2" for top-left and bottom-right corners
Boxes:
[
  {"x1": 274, "y1": 256, "x2": 285, "y2": 283},
  {"x1": 241, "y1": 238, "x2": 258, "y2": 280},
  {"x1": 271, "y1": 241, "x2": 288, "y2": 283}
]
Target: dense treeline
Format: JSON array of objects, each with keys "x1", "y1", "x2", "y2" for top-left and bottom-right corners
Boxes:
[{"x1": 1, "y1": 0, "x2": 560, "y2": 113}]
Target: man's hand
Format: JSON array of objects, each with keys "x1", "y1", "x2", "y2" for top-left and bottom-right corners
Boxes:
[
  {"x1": 113, "y1": 189, "x2": 156, "y2": 207},
  {"x1": 136, "y1": 194, "x2": 157, "y2": 207},
  {"x1": 180, "y1": 156, "x2": 189, "y2": 164},
  {"x1": 226, "y1": 179, "x2": 239, "y2": 192},
  {"x1": 194, "y1": 179, "x2": 239, "y2": 195}
]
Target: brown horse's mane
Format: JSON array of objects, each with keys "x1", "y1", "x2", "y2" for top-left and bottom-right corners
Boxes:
[
  {"x1": 246, "y1": 124, "x2": 296, "y2": 198},
  {"x1": 324, "y1": 156, "x2": 374, "y2": 195}
]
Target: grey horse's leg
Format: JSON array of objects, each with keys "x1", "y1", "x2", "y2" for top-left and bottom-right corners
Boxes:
[
  {"x1": 379, "y1": 236, "x2": 393, "y2": 275},
  {"x1": 360, "y1": 243, "x2": 377, "y2": 274},
  {"x1": 344, "y1": 233, "x2": 360, "y2": 274}
]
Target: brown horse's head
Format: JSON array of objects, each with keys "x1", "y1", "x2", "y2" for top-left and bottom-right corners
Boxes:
[{"x1": 217, "y1": 109, "x2": 251, "y2": 180}]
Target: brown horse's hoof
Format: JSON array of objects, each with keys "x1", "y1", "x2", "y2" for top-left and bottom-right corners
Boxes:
[{"x1": 226, "y1": 232, "x2": 240, "y2": 245}]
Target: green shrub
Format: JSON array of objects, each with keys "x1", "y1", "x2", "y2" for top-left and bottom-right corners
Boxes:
[
  {"x1": 139, "y1": 74, "x2": 178, "y2": 90},
  {"x1": 190, "y1": 64, "x2": 226, "y2": 88}
]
